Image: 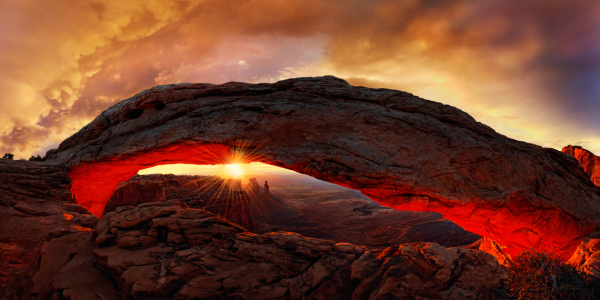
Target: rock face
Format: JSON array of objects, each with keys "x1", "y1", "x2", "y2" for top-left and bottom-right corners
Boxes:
[
  {"x1": 562, "y1": 145, "x2": 600, "y2": 186},
  {"x1": 93, "y1": 200, "x2": 507, "y2": 299},
  {"x1": 106, "y1": 174, "x2": 254, "y2": 230},
  {"x1": 568, "y1": 233, "x2": 600, "y2": 283},
  {"x1": 0, "y1": 159, "x2": 99, "y2": 299},
  {"x1": 44, "y1": 76, "x2": 600, "y2": 260},
  {"x1": 29, "y1": 231, "x2": 120, "y2": 300}
]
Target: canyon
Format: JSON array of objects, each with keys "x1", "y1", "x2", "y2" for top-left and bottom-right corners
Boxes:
[
  {"x1": 105, "y1": 173, "x2": 479, "y2": 248},
  {"x1": 2, "y1": 76, "x2": 600, "y2": 298},
  {"x1": 105, "y1": 174, "x2": 255, "y2": 231}
]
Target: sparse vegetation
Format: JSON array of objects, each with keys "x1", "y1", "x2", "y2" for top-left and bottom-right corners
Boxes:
[
  {"x1": 28, "y1": 154, "x2": 42, "y2": 161},
  {"x1": 495, "y1": 249, "x2": 600, "y2": 300},
  {"x1": 2, "y1": 153, "x2": 14, "y2": 160}
]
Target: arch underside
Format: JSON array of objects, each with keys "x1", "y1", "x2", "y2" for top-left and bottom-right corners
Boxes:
[{"x1": 48, "y1": 76, "x2": 600, "y2": 261}]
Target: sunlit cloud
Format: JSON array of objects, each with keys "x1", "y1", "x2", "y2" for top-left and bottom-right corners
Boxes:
[{"x1": 1, "y1": 0, "x2": 600, "y2": 158}]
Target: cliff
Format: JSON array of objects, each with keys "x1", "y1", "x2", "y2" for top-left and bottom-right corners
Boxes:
[{"x1": 562, "y1": 145, "x2": 600, "y2": 186}]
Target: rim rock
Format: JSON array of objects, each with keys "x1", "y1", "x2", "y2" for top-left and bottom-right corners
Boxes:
[{"x1": 563, "y1": 145, "x2": 600, "y2": 186}]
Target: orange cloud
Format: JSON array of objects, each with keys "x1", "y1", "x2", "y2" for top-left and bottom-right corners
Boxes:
[{"x1": 1, "y1": 0, "x2": 600, "y2": 159}]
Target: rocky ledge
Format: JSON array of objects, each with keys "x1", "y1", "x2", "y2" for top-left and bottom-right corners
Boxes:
[
  {"x1": 89, "y1": 200, "x2": 506, "y2": 299},
  {"x1": 0, "y1": 159, "x2": 98, "y2": 298}
]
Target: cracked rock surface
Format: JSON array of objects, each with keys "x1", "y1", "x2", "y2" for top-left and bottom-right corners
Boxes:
[
  {"x1": 0, "y1": 159, "x2": 98, "y2": 299},
  {"x1": 93, "y1": 200, "x2": 507, "y2": 299}
]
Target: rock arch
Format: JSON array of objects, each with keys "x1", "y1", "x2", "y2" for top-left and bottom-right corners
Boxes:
[{"x1": 45, "y1": 76, "x2": 600, "y2": 260}]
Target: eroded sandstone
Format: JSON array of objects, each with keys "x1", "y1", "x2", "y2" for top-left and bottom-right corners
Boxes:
[
  {"x1": 0, "y1": 159, "x2": 98, "y2": 299},
  {"x1": 43, "y1": 76, "x2": 600, "y2": 260},
  {"x1": 569, "y1": 232, "x2": 600, "y2": 283},
  {"x1": 93, "y1": 200, "x2": 507, "y2": 299},
  {"x1": 563, "y1": 145, "x2": 600, "y2": 186}
]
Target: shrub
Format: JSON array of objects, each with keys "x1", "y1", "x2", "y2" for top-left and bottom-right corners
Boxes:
[
  {"x1": 495, "y1": 249, "x2": 600, "y2": 299},
  {"x1": 28, "y1": 154, "x2": 42, "y2": 161},
  {"x1": 2, "y1": 153, "x2": 14, "y2": 160}
]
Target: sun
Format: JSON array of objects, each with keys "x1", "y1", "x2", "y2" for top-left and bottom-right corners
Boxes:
[{"x1": 223, "y1": 163, "x2": 245, "y2": 178}]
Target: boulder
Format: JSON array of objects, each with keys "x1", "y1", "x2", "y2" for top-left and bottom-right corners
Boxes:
[
  {"x1": 568, "y1": 233, "x2": 600, "y2": 283},
  {"x1": 44, "y1": 76, "x2": 600, "y2": 260}
]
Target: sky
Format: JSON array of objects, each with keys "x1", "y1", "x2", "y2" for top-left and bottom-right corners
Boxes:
[{"x1": 2, "y1": 0, "x2": 600, "y2": 167}]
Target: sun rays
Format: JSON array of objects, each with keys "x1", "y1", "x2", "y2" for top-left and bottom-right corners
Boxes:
[{"x1": 222, "y1": 163, "x2": 245, "y2": 179}]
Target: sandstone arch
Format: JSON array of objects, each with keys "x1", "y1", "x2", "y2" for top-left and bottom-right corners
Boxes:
[{"x1": 45, "y1": 76, "x2": 600, "y2": 260}]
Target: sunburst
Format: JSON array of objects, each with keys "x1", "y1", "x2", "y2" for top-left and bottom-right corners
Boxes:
[{"x1": 223, "y1": 163, "x2": 245, "y2": 179}]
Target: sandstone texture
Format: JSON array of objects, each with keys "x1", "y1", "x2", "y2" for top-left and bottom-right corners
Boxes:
[
  {"x1": 569, "y1": 232, "x2": 600, "y2": 283},
  {"x1": 44, "y1": 76, "x2": 600, "y2": 260},
  {"x1": 563, "y1": 145, "x2": 600, "y2": 186},
  {"x1": 92, "y1": 200, "x2": 507, "y2": 299},
  {"x1": 29, "y1": 231, "x2": 120, "y2": 300},
  {"x1": 0, "y1": 159, "x2": 99, "y2": 299}
]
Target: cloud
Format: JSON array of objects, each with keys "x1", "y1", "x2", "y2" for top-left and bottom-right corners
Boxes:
[{"x1": 1, "y1": 0, "x2": 600, "y2": 158}]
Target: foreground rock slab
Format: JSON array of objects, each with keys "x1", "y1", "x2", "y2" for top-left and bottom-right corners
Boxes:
[
  {"x1": 0, "y1": 159, "x2": 98, "y2": 299},
  {"x1": 30, "y1": 231, "x2": 120, "y2": 300},
  {"x1": 93, "y1": 201, "x2": 507, "y2": 299},
  {"x1": 45, "y1": 76, "x2": 600, "y2": 260}
]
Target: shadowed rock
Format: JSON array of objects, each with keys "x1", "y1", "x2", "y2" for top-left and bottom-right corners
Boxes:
[
  {"x1": 44, "y1": 76, "x2": 600, "y2": 260},
  {"x1": 92, "y1": 200, "x2": 506, "y2": 299},
  {"x1": 0, "y1": 159, "x2": 99, "y2": 299},
  {"x1": 106, "y1": 174, "x2": 254, "y2": 230}
]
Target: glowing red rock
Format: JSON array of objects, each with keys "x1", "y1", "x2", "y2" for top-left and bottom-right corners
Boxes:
[
  {"x1": 562, "y1": 145, "x2": 600, "y2": 186},
  {"x1": 45, "y1": 76, "x2": 600, "y2": 261}
]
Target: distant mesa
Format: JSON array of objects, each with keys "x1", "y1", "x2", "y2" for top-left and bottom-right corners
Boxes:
[
  {"x1": 105, "y1": 174, "x2": 255, "y2": 231},
  {"x1": 105, "y1": 174, "x2": 281, "y2": 233}
]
